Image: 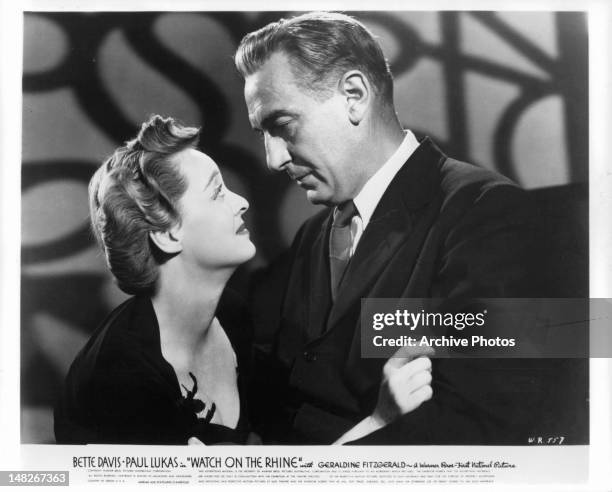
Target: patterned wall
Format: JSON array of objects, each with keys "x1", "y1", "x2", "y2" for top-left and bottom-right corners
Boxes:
[{"x1": 21, "y1": 11, "x2": 588, "y2": 443}]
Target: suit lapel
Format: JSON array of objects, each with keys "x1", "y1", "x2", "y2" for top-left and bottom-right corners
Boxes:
[
  {"x1": 324, "y1": 137, "x2": 445, "y2": 333},
  {"x1": 305, "y1": 212, "x2": 334, "y2": 341},
  {"x1": 326, "y1": 197, "x2": 412, "y2": 330}
]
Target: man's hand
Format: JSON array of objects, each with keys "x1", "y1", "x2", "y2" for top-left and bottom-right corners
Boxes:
[{"x1": 371, "y1": 345, "x2": 435, "y2": 427}]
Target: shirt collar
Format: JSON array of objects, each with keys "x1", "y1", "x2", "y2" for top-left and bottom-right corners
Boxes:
[{"x1": 353, "y1": 130, "x2": 420, "y2": 228}]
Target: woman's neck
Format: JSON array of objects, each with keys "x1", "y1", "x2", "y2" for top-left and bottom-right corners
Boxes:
[{"x1": 151, "y1": 261, "x2": 233, "y2": 363}]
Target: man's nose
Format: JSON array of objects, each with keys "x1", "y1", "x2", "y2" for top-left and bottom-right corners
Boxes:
[{"x1": 264, "y1": 134, "x2": 291, "y2": 172}]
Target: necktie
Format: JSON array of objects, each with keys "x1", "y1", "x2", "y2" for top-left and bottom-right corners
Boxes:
[{"x1": 329, "y1": 200, "x2": 357, "y2": 302}]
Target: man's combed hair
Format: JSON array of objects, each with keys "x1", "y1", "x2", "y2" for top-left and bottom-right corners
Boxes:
[
  {"x1": 89, "y1": 115, "x2": 200, "y2": 295},
  {"x1": 235, "y1": 11, "x2": 394, "y2": 103}
]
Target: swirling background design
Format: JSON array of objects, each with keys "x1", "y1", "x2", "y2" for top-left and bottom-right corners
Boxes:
[{"x1": 22, "y1": 11, "x2": 588, "y2": 443}]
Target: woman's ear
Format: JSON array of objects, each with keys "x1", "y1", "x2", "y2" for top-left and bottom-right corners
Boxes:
[
  {"x1": 340, "y1": 70, "x2": 371, "y2": 126},
  {"x1": 149, "y1": 226, "x2": 183, "y2": 254}
]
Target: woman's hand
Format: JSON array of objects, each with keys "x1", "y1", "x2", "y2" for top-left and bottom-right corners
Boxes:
[
  {"x1": 371, "y1": 345, "x2": 435, "y2": 427},
  {"x1": 334, "y1": 345, "x2": 434, "y2": 444},
  {"x1": 188, "y1": 434, "x2": 262, "y2": 445},
  {"x1": 246, "y1": 432, "x2": 262, "y2": 445},
  {"x1": 188, "y1": 437, "x2": 205, "y2": 445}
]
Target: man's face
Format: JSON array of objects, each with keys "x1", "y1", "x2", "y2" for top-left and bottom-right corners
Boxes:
[{"x1": 244, "y1": 52, "x2": 361, "y2": 205}]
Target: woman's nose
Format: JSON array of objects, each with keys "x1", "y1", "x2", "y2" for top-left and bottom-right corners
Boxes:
[{"x1": 230, "y1": 190, "x2": 249, "y2": 214}]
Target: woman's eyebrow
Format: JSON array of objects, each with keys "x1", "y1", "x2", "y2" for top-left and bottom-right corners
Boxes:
[{"x1": 204, "y1": 170, "x2": 220, "y2": 190}]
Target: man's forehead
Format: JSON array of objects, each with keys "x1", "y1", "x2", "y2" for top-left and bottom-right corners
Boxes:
[
  {"x1": 244, "y1": 56, "x2": 301, "y2": 125},
  {"x1": 245, "y1": 54, "x2": 296, "y2": 97},
  {"x1": 244, "y1": 81, "x2": 276, "y2": 127}
]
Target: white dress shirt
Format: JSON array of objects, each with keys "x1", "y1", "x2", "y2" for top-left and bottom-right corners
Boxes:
[{"x1": 340, "y1": 130, "x2": 420, "y2": 257}]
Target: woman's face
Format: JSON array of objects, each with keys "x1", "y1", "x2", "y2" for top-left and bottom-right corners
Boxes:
[{"x1": 173, "y1": 148, "x2": 255, "y2": 269}]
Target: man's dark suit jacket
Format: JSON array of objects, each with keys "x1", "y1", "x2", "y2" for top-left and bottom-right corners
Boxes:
[{"x1": 248, "y1": 137, "x2": 587, "y2": 445}]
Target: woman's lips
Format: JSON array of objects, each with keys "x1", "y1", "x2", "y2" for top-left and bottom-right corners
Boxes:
[{"x1": 236, "y1": 223, "x2": 249, "y2": 235}]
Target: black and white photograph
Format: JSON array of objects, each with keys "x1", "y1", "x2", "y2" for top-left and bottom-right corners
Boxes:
[{"x1": 1, "y1": 0, "x2": 611, "y2": 489}]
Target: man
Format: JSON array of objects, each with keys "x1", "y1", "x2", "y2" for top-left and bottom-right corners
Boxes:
[{"x1": 235, "y1": 12, "x2": 571, "y2": 444}]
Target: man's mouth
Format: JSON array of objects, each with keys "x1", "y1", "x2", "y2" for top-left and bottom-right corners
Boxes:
[
  {"x1": 292, "y1": 172, "x2": 316, "y2": 188},
  {"x1": 289, "y1": 171, "x2": 309, "y2": 180}
]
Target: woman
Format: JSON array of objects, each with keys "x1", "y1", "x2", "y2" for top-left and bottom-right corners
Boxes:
[{"x1": 54, "y1": 115, "x2": 432, "y2": 445}]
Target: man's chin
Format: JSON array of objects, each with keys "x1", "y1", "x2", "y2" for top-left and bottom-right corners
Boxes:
[{"x1": 306, "y1": 189, "x2": 336, "y2": 207}]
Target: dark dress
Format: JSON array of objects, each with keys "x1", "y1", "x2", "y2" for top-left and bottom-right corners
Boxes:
[{"x1": 54, "y1": 292, "x2": 252, "y2": 445}]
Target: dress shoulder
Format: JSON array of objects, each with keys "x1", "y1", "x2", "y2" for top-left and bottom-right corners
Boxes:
[{"x1": 216, "y1": 288, "x2": 253, "y2": 365}]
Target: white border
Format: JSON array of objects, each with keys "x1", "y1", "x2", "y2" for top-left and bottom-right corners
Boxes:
[
  {"x1": 587, "y1": 1, "x2": 612, "y2": 490},
  {"x1": 0, "y1": 0, "x2": 24, "y2": 471},
  {"x1": 2, "y1": 1, "x2": 611, "y2": 491}
]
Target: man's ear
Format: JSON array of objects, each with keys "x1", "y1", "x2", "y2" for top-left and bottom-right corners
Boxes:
[
  {"x1": 149, "y1": 226, "x2": 183, "y2": 255},
  {"x1": 340, "y1": 70, "x2": 371, "y2": 126}
]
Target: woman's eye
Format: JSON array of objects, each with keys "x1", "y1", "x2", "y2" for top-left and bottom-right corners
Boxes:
[{"x1": 212, "y1": 183, "x2": 225, "y2": 200}]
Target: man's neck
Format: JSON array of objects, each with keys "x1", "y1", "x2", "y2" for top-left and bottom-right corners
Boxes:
[{"x1": 349, "y1": 116, "x2": 406, "y2": 199}]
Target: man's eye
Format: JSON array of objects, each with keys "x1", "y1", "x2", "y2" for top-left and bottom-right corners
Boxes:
[
  {"x1": 269, "y1": 119, "x2": 292, "y2": 136},
  {"x1": 273, "y1": 119, "x2": 292, "y2": 130}
]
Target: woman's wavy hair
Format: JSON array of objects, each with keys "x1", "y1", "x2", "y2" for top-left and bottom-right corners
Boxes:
[{"x1": 89, "y1": 115, "x2": 200, "y2": 295}]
